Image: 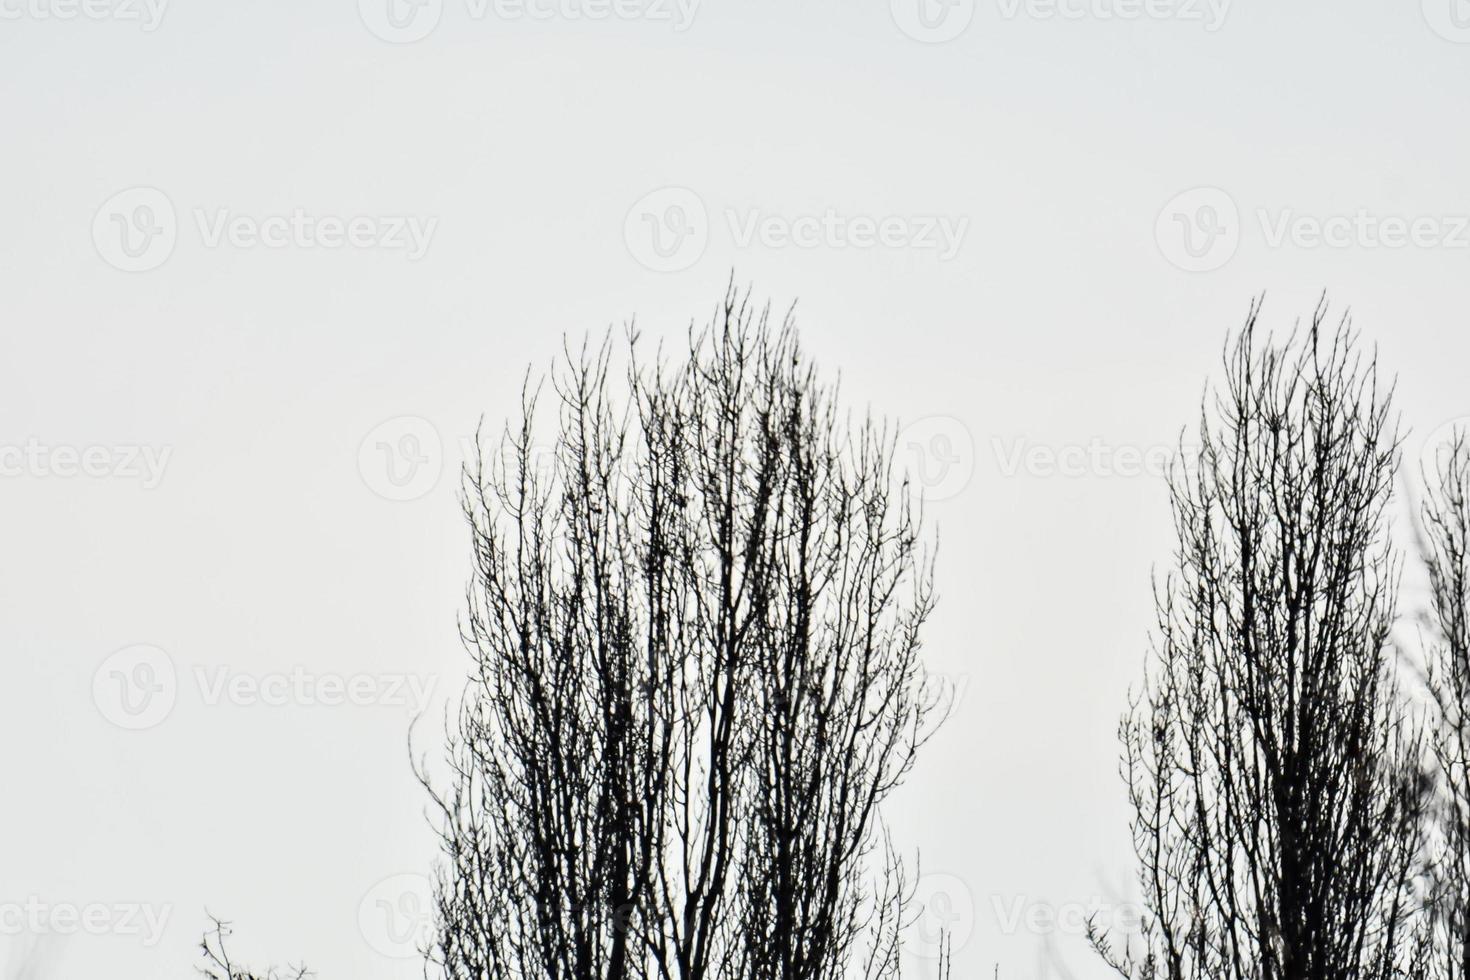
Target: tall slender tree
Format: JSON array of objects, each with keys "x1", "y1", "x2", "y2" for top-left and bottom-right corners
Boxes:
[
  {"x1": 1091, "y1": 300, "x2": 1430, "y2": 980},
  {"x1": 418, "y1": 286, "x2": 950, "y2": 980},
  {"x1": 1418, "y1": 431, "x2": 1470, "y2": 980}
]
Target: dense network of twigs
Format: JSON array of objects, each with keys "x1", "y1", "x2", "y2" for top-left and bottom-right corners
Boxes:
[
  {"x1": 1090, "y1": 301, "x2": 1433, "y2": 980},
  {"x1": 416, "y1": 286, "x2": 951, "y2": 980},
  {"x1": 195, "y1": 293, "x2": 1470, "y2": 980},
  {"x1": 1419, "y1": 430, "x2": 1470, "y2": 980}
]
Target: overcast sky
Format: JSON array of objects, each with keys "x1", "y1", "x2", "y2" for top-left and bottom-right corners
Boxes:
[{"x1": 3, "y1": 1, "x2": 1470, "y2": 977}]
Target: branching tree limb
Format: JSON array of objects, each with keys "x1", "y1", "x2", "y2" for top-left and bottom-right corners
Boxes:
[
  {"x1": 197, "y1": 916, "x2": 311, "y2": 980},
  {"x1": 418, "y1": 284, "x2": 950, "y2": 980},
  {"x1": 1091, "y1": 299, "x2": 1431, "y2": 980},
  {"x1": 1418, "y1": 430, "x2": 1470, "y2": 980}
]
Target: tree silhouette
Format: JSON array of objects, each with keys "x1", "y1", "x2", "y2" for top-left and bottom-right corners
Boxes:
[
  {"x1": 1090, "y1": 300, "x2": 1430, "y2": 980},
  {"x1": 1418, "y1": 430, "x2": 1470, "y2": 980},
  {"x1": 416, "y1": 285, "x2": 951, "y2": 980},
  {"x1": 197, "y1": 916, "x2": 311, "y2": 980}
]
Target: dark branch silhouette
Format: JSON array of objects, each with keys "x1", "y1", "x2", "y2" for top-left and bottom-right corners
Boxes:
[
  {"x1": 197, "y1": 916, "x2": 311, "y2": 980},
  {"x1": 1090, "y1": 299, "x2": 1431, "y2": 980},
  {"x1": 416, "y1": 284, "x2": 951, "y2": 980},
  {"x1": 1418, "y1": 429, "x2": 1470, "y2": 980}
]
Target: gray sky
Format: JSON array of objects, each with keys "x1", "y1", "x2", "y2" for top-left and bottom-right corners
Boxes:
[{"x1": 3, "y1": 1, "x2": 1470, "y2": 977}]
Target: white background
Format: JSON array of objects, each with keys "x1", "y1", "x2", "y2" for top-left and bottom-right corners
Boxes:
[{"x1": 3, "y1": 0, "x2": 1470, "y2": 977}]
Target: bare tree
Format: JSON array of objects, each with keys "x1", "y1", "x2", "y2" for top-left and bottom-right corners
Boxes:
[
  {"x1": 1090, "y1": 300, "x2": 1430, "y2": 980},
  {"x1": 417, "y1": 285, "x2": 950, "y2": 980},
  {"x1": 1417, "y1": 430, "x2": 1470, "y2": 980},
  {"x1": 197, "y1": 916, "x2": 311, "y2": 980}
]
